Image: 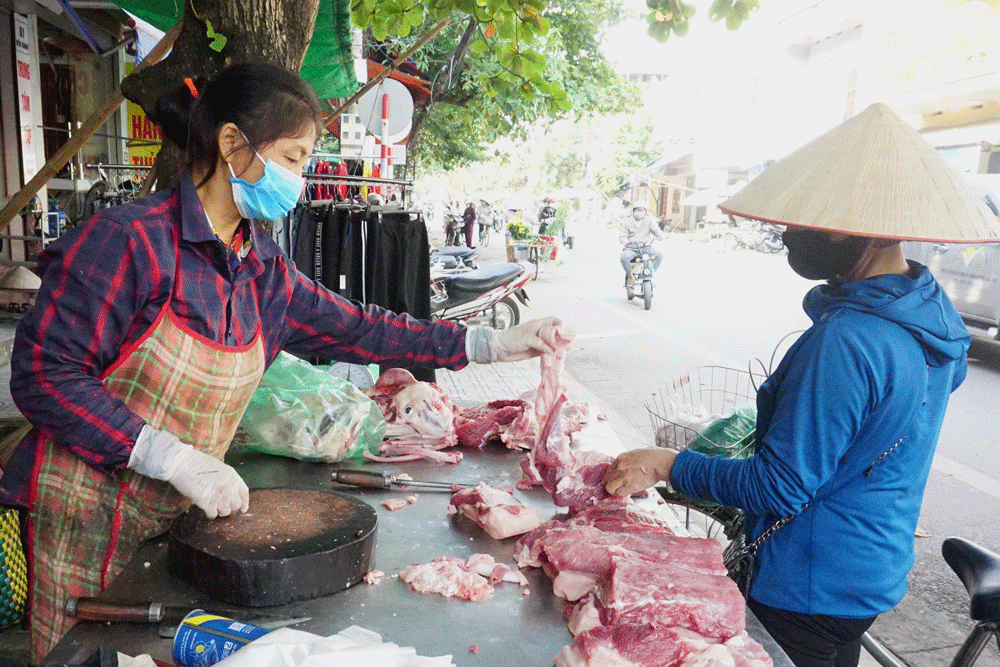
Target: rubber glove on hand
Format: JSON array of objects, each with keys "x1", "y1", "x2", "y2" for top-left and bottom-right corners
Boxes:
[
  {"x1": 602, "y1": 447, "x2": 678, "y2": 498},
  {"x1": 465, "y1": 317, "x2": 566, "y2": 363},
  {"x1": 128, "y1": 425, "x2": 249, "y2": 519}
]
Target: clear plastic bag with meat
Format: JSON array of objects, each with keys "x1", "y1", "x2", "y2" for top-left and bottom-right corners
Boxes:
[{"x1": 236, "y1": 352, "x2": 386, "y2": 462}]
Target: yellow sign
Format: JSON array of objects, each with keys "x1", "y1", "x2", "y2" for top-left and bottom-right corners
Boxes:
[{"x1": 125, "y1": 62, "x2": 161, "y2": 167}]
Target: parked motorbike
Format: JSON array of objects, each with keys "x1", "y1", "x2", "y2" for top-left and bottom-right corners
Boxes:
[
  {"x1": 753, "y1": 223, "x2": 785, "y2": 254},
  {"x1": 725, "y1": 221, "x2": 785, "y2": 254},
  {"x1": 431, "y1": 246, "x2": 479, "y2": 272},
  {"x1": 624, "y1": 242, "x2": 655, "y2": 310},
  {"x1": 431, "y1": 262, "x2": 531, "y2": 329}
]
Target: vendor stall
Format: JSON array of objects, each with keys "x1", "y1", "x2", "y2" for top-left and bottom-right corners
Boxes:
[{"x1": 45, "y1": 435, "x2": 793, "y2": 666}]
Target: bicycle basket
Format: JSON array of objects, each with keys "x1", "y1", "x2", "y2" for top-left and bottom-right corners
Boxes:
[
  {"x1": 645, "y1": 366, "x2": 763, "y2": 459},
  {"x1": 646, "y1": 367, "x2": 764, "y2": 539}
]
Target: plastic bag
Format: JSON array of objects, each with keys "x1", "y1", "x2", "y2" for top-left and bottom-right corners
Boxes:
[
  {"x1": 687, "y1": 405, "x2": 756, "y2": 459},
  {"x1": 236, "y1": 352, "x2": 386, "y2": 462}
]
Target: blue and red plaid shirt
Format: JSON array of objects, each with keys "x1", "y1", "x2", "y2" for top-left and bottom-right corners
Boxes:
[{"x1": 1, "y1": 174, "x2": 467, "y2": 506}]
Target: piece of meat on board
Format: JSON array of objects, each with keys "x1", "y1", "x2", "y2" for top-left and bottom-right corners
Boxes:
[
  {"x1": 450, "y1": 481, "x2": 542, "y2": 540},
  {"x1": 399, "y1": 556, "x2": 494, "y2": 602},
  {"x1": 399, "y1": 553, "x2": 528, "y2": 602},
  {"x1": 555, "y1": 624, "x2": 773, "y2": 667}
]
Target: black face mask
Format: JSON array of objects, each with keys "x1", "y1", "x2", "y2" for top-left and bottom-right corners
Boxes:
[{"x1": 781, "y1": 228, "x2": 869, "y2": 282}]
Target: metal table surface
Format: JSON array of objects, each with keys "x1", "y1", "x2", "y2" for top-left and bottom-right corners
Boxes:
[{"x1": 46, "y1": 443, "x2": 792, "y2": 666}]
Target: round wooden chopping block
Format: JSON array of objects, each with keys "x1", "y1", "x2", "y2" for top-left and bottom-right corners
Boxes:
[{"x1": 168, "y1": 488, "x2": 377, "y2": 607}]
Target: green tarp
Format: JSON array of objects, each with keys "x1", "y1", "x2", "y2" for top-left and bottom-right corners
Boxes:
[{"x1": 116, "y1": 0, "x2": 358, "y2": 99}]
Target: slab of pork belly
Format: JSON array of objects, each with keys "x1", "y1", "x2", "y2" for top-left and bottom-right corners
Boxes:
[
  {"x1": 449, "y1": 481, "x2": 542, "y2": 540},
  {"x1": 515, "y1": 522, "x2": 728, "y2": 601},
  {"x1": 591, "y1": 554, "x2": 746, "y2": 640}
]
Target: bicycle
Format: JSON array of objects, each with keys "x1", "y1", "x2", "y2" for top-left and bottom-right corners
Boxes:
[
  {"x1": 862, "y1": 537, "x2": 1000, "y2": 667},
  {"x1": 478, "y1": 222, "x2": 492, "y2": 247}
]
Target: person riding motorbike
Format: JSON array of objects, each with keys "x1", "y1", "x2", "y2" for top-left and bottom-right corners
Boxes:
[{"x1": 619, "y1": 203, "x2": 664, "y2": 286}]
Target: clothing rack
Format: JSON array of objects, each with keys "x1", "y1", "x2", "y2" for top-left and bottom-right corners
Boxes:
[{"x1": 281, "y1": 201, "x2": 433, "y2": 382}]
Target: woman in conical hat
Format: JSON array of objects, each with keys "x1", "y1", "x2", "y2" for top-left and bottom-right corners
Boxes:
[{"x1": 602, "y1": 103, "x2": 1000, "y2": 667}]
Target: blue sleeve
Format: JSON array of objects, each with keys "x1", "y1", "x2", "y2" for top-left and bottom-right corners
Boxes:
[{"x1": 671, "y1": 321, "x2": 873, "y2": 516}]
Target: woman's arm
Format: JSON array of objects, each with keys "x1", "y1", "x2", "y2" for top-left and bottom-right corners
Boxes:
[
  {"x1": 10, "y1": 214, "x2": 158, "y2": 473},
  {"x1": 671, "y1": 323, "x2": 873, "y2": 516},
  {"x1": 276, "y1": 263, "x2": 469, "y2": 369}
]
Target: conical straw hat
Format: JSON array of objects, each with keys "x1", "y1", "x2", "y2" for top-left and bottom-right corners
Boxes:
[
  {"x1": 719, "y1": 103, "x2": 1000, "y2": 242},
  {"x1": 0, "y1": 266, "x2": 41, "y2": 291}
]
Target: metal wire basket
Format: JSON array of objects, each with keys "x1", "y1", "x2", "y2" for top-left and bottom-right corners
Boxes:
[
  {"x1": 646, "y1": 366, "x2": 763, "y2": 458},
  {"x1": 645, "y1": 366, "x2": 765, "y2": 539}
]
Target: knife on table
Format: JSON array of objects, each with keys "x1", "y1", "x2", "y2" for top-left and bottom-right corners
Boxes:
[
  {"x1": 332, "y1": 468, "x2": 471, "y2": 492},
  {"x1": 64, "y1": 597, "x2": 310, "y2": 638}
]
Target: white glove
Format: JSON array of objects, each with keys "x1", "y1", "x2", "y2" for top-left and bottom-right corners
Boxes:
[
  {"x1": 465, "y1": 317, "x2": 564, "y2": 363},
  {"x1": 128, "y1": 425, "x2": 249, "y2": 519}
]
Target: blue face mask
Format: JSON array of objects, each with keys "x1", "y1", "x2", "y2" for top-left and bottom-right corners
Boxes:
[{"x1": 228, "y1": 138, "x2": 305, "y2": 220}]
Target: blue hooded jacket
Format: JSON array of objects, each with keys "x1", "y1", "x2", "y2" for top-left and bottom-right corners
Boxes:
[{"x1": 671, "y1": 262, "x2": 969, "y2": 618}]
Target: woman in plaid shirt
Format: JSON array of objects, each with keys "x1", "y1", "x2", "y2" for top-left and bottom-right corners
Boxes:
[{"x1": 4, "y1": 62, "x2": 558, "y2": 659}]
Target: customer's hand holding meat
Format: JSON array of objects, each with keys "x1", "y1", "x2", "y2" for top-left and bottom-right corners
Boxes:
[
  {"x1": 465, "y1": 317, "x2": 565, "y2": 363},
  {"x1": 603, "y1": 447, "x2": 677, "y2": 497}
]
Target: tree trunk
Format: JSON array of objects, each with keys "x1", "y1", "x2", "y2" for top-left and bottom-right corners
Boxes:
[
  {"x1": 121, "y1": 0, "x2": 321, "y2": 189},
  {"x1": 405, "y1": 18, "x2": 478, "y2": 180}
]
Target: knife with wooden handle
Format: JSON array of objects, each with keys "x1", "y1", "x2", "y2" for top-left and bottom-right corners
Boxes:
[{"x1": 64, "y1": 597, "x2": 310, "y2": 638}]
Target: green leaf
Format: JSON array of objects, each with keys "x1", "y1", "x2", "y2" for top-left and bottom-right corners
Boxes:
[
  {"x1": 405, "y1": 5, "x2": 425, "y2": 27},
  {"x1": 469, "y1": 38, "x2": 487, "y2": 55}
]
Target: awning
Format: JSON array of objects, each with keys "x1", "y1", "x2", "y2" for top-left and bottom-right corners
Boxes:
[{"x1": 108, "y1": 0, "x2": 358, "y2": 99}]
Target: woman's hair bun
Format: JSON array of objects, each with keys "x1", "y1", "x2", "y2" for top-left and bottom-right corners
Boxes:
[{"x1": 153, "y1": 77, "x2": 207, "y2": 150}]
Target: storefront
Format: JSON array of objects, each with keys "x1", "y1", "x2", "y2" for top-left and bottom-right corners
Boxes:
[{"x1": 0, "y1": 0, "x2": 143, "y2": 272}]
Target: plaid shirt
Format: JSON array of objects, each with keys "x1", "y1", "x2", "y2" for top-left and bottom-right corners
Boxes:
[{"x1": 2, "y1": 175, "x2": 467, "y2": 506}]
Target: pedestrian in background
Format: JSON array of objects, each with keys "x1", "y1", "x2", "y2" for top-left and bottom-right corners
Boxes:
[{"x1": 462, "y1": 201, "x2": 477, "y2": 247}]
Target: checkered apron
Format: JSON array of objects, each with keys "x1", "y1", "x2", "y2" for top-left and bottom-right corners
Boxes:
[{"x1": 27, "y1": 234, "x2": 265, "y2": 660}]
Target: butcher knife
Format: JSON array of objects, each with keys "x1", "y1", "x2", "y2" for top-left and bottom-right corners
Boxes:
[
  {"x1": 64, "y1": 597, "x2": 310, "y2": 638},
  {"x1": 332, "y1": 468, "x2": 471, "y2": 491}
]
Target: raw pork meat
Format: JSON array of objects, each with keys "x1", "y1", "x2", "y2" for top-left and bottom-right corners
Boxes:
[
  {"x1": 399, "y1": 554, "x2": 528, "y2": 602},
  {"x1": 449, "y1": 481, "x2": 542, "y2": 540},
  {"x1": 454, "y1": 399, "x2": 526, "y2": 447},
  {"x1": 590, "y1": 554, "x2": 746, "y2": 639},
  {"x1": 400, "y1": 557, "x2": 494, "y2": 602},
  {"x1": 515, "y1": 523, "x2": 727, "y2": 601},
  {"x1": 364, "y1": 368, "x2": 460, "y2": 462},
  {"x1": 567, "y1": 498, "x2": 677, "y2": 535},
  {"x1": 381, "y1": 498, "x2": 410, "y2": 511},
  {"x1": 521, "y1": 394, "x2": 614, "y2": 513},
  {"x1": 500, "y1": 392, "x2": 592, "y2": 451},
  {"x1": 555, "y1": 624, "x2": 773, "y2": 667}
]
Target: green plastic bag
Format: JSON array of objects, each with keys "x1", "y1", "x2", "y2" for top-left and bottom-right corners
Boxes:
[
  {"x1": 688, "y1": 405, "x2": 756, "y2": 459},
  {"x1": 236, "y1": 352, "x2": 386, "y2": 462}
]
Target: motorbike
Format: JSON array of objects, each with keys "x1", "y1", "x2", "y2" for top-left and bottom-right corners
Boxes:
[
  {"x1": 624, "y1": 242, "x2": 655, "y2": 311},
  {"x1": 753, "y1": 223, "x2": 785, "y2": 254},
  {"x1": 431, "y1": 262, "x2": 531, "y2": 329},
  {"x1": 431, "y1": 246, "x2": 479, "y2": 272}
]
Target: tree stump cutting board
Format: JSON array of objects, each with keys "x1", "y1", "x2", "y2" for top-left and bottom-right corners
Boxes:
[{"x1": 168, "y1": 488, "x2": 378, "y2": 607}]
